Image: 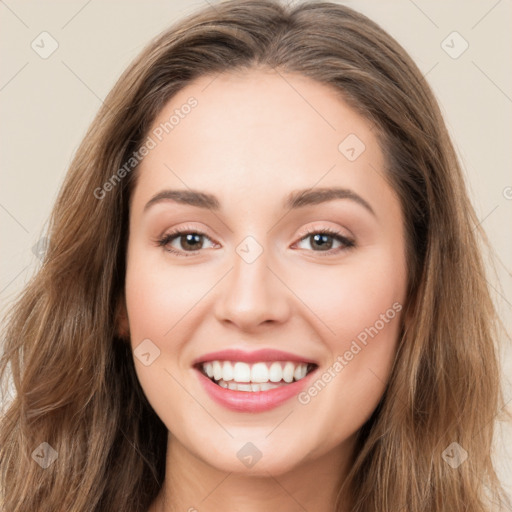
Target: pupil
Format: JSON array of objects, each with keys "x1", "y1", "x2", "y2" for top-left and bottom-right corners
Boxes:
[
  {"x1": 183, "y1": 233, "x2": 202, "y2": 250},
  {"x1": 312, "y1": 233, "x2": 332, "y2": 250}
]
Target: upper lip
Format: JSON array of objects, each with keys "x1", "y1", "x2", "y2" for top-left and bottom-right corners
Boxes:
[{"x1": 192, "y1": 348, "x2": 319, "y2": 366}]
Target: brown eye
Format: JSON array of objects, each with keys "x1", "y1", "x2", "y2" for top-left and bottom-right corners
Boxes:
[
  {"x1": 157, "y1": 230, "x2": 216, "y2": 256},
  {"x1": 295, "y1": 228, "x2": 355, "y2": 255}
]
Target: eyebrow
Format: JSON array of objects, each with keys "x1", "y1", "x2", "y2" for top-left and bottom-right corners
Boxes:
[{"x1": 143, "y1": 186, "x2": 376, "y2": 216}]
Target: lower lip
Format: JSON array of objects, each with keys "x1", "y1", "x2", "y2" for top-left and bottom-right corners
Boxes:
[{"x1": 195, "y1": 367, "x2": 317, "y2": 413}]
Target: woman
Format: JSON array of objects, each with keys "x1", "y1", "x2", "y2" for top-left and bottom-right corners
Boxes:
[{"x1": 1, "y1": 0, "x2": 510, "y2": 510}]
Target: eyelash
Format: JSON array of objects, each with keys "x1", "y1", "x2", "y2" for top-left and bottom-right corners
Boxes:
[{"x1": 156, "y1": 225, "x2": 355, "y2": 258}]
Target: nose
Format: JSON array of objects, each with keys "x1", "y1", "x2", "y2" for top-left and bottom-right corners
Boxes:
[{"x1": 213, "y1": 243, "x2": 292, "y2": 332}]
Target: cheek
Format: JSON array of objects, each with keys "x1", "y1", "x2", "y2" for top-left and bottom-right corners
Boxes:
[
  {"x1": 123, "y1": 248, "x2": 203, "y2": 420},
  {"x1": 292, "y1": 274, "x2": 403, "y2": 442},
  {"x1": 290, "y1": 245, "x2": 405, "y2": 431},
  {"x1": 124, "y1": 247, "x2": 209, "y2": 341},
  {"x1": 289, "y1": 246, "x2": 405, "y2": 347}
]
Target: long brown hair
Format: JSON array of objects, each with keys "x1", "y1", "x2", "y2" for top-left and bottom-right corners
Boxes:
[{"x1": 1, "y1": 1, "x2": 510, "y2": 510}]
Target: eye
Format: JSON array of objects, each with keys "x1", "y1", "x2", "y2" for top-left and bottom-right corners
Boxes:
[
  {"x1": 293, "y1": 226, "x2": 355, "y2": 256},
  {"x1": 155, "y1": 225, "x2": 355, "y2": 258},
  {"x1": 156, "y1": 225, "x2": 217, "y2": 257}
]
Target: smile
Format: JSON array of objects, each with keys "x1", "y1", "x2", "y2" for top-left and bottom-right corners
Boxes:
[{"x1": 198, "y1": 360, "x2": 317, "y2": 392}]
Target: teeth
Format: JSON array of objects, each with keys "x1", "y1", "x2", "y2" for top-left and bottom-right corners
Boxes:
[
  {"x1": 233, "y1": 362, "x2": 251, "y2": 382},
  {"x1": 219, "y1": 379, "x2": 287, "y2": 392},
  {"x1": 282, "y1": 362, "x2": 295, "y2": 383},
  {"x1": 205, "y1": 363, "x2": 214, "y2": 379},
  {"x1": 201, "y1": 360, "x2": 311, "y2": 385},
  {"x1": 251, "y1": 362, "x2": 269, "y2": 383},
  {"x1": 212, "y1": 361, "x2": 223, "y2": 381},
  {"x1": 222, "y1": 361, "x2": 234, "y2": 381},
  {"x1": 269, "y1": 362, "x2": 283, "y2": 382},
  {"x1": 293, "y1": 364, "x2": 305, "y2": 381}
]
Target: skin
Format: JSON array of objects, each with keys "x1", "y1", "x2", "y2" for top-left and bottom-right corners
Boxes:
[{"x1": 117, "y1": 69, "x2": 408, "y2": 512}]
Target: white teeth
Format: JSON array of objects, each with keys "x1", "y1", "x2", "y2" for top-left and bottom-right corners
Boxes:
[
  {"x1": 222, "y1": 361, "x2": 234, "y2": 381},
  {"x1": 219, "y1": 379, "x2": 288, "y2": 392},
  {"x1": 204, "y1": 362, "x2": 214, "y2": 379},
  {"x1": 251, "y1": 362, "x2": 269, "y2": 383},
  {"x1": 294, "y1": 363, "x2": 307, "y2": 381},
  {"x1": 233, "y1": 362, "x2": 251, "y2": 382},
  {"x1": 282, "y1": 362, "x2": 295, "y2": 383},
  {"x1": 212, "y1": 361, "x2": 223, "y2": 381},
  {"x1": 200, "y1": 360, "x2": 312, "y2": 385},
  {"x1": 269, "y1": 362, "x2": 283, "y2": 382}
]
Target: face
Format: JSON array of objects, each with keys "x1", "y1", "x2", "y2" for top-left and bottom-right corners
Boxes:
[{"x1": 120, "y1": 69, "x2": 408, "y2": 476}]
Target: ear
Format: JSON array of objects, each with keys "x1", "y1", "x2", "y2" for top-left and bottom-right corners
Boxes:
[{"x1": 115, "y1": 293, "x2": 130, "y2": 340}]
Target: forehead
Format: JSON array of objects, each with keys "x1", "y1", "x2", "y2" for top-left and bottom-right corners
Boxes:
[{"x1": 131, "y1": 69, "x2": 394, "y2": 218}]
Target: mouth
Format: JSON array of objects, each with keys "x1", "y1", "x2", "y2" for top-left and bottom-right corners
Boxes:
[{"x1": 194, "y1": 360, "x2": 318, "y2": 392}]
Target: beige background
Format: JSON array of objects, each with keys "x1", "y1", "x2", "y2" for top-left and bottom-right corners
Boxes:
[{"x1": 1, "y1": 0, "x2": 511, "y2": 498}]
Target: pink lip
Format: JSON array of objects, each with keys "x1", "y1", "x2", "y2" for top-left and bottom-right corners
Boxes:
[
  {"x1": 192, "y1": 348, "x2": 318, "y2": 366},
  {"x1": 195, "y1": 366, "x2": 318, "y2": 413}
]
